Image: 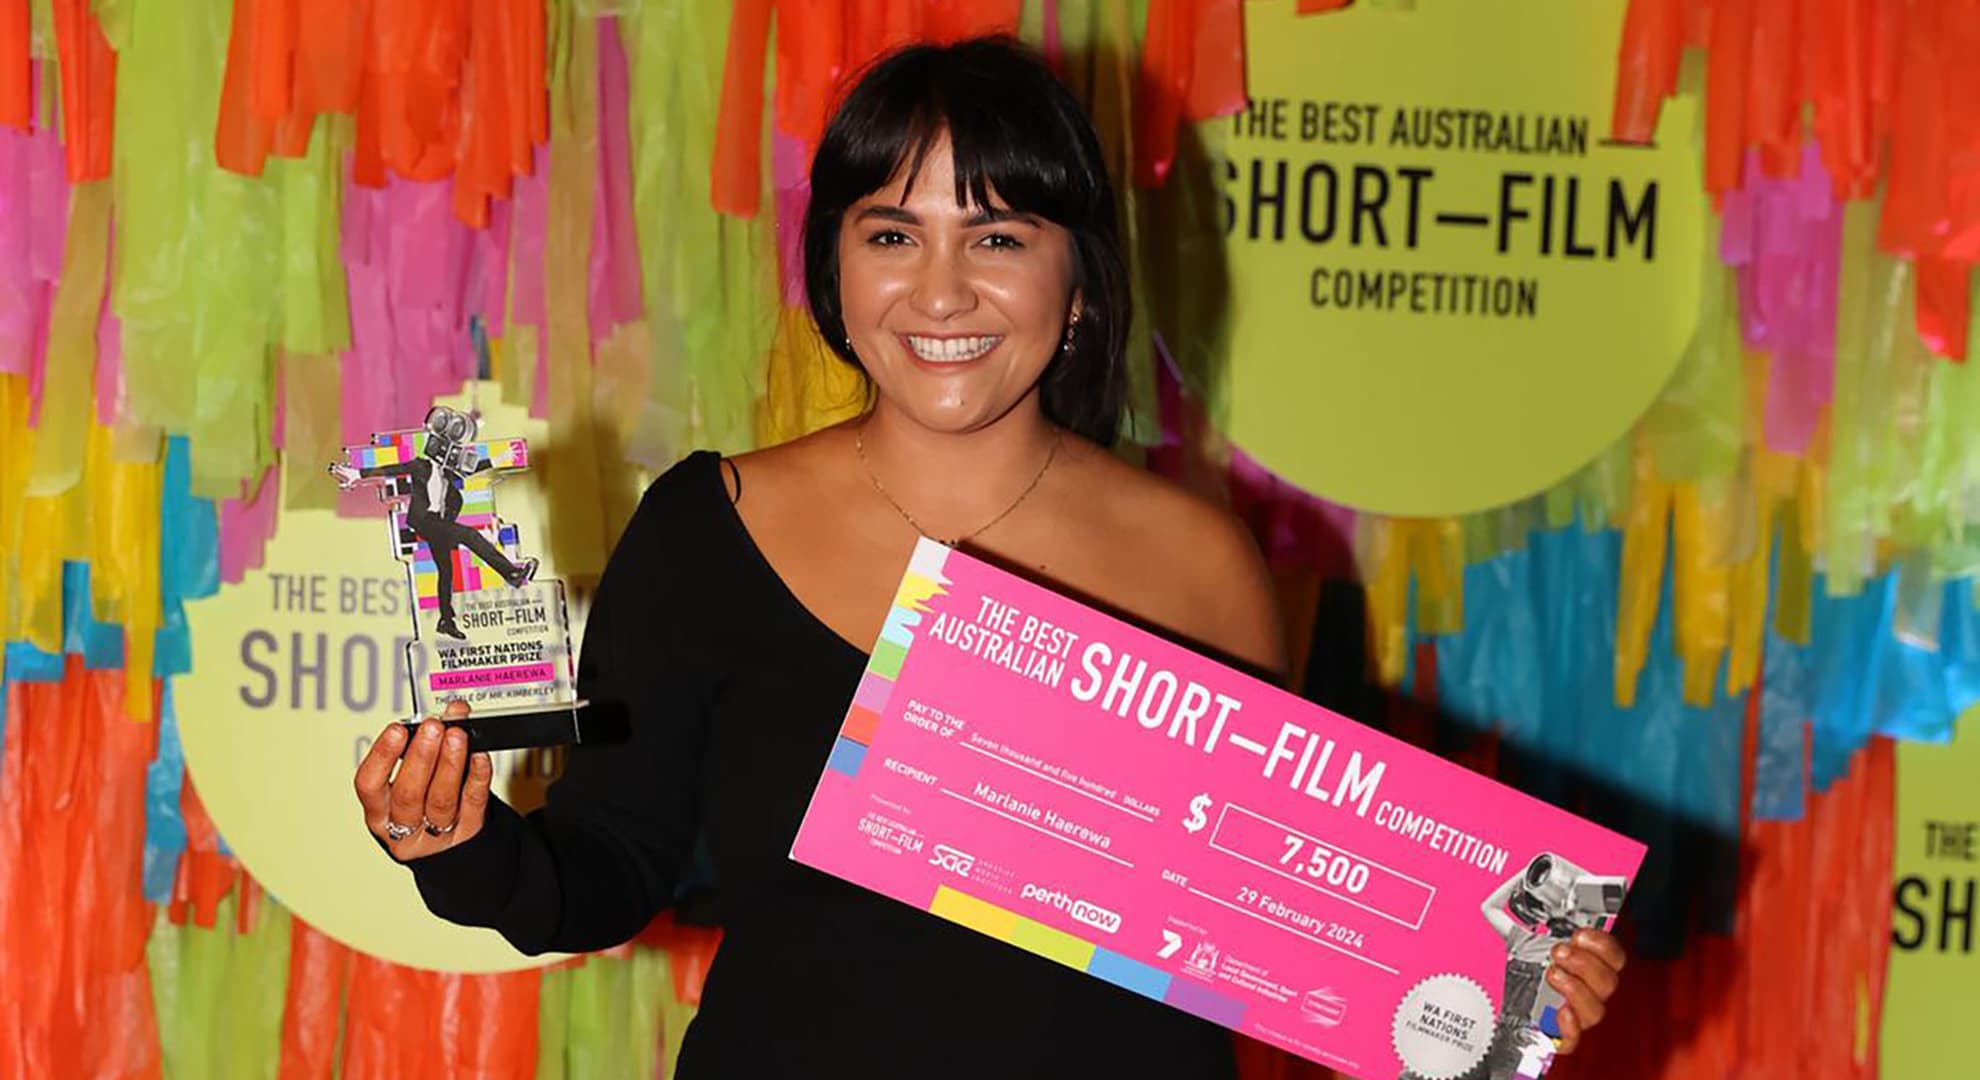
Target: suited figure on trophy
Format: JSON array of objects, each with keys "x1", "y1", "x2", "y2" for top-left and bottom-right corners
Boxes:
[{"x1": 330, "y1": 406, "x2": 539, "y2": 640}]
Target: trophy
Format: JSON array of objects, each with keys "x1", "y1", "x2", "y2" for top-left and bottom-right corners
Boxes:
[{"x1": 330, "y1": 406, "x2": 610, "y2": 751}]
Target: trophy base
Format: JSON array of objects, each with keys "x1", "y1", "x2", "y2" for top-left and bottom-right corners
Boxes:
[{"x1": 417, "y1": 699, "x2": 624, "y2": 752}]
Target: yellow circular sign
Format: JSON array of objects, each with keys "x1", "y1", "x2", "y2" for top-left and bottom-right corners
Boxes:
[
  {"x1": 178, "y1": 392, "x2": 577, "y2": 972},
  {"x1": 1212, "y1": 0, "x2": 1703, "y2": 516}
]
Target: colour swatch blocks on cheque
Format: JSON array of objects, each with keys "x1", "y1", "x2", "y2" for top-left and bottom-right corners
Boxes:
[{"x1": 792, "y1": 539, "x2": 1646, "y2": 1080}]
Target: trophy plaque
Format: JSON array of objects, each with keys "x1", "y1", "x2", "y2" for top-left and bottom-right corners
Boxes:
[{"x1": 331, "y1": 406, "x2": 613, "y2": 751}]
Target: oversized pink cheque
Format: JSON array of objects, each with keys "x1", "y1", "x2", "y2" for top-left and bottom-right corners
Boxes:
[{"x1": 791, "y1": 539, "x2": 1646, "y2": 1080}]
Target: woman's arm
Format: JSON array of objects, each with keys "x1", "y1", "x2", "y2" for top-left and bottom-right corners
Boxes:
[
  {"x1": 399, "y1": 478, "x2": 709, "y2": 955},
  {"x1": 1479, "y1": 872, "x2": 1524, "y2": 946}
]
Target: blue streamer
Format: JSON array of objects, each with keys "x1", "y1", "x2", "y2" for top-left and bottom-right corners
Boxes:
[
  {"x1": 1808, "y1": 574, "x2": 1891, "y2": 790},
  {"x1": 1435, "y1": 546, "x2": 1541, "y2": 742},
  {"x1": 1942, "y1": 579, "x2": 1980, "y2": 719},
  {"x1": 156, "y1": 436, "x2": 218, "y2": 678},
  {"x1": 59, "y1": 562, "x2": 126, "y2": 669},
  {"x1": 160, "y1": 436, "x2": 220, "y2": 603},
  {"x1": 143, "y1": 680, "x2": 188, "y2": 902},
  {"x1": 3, "y1": 641, "x2": 64, "y2": 682},
  {"x1": 1754, "y1": 624, "x2": 1810, "y2": 821}
]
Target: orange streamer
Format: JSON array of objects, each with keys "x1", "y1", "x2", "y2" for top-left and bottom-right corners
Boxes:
[
  {"x1": 715, "y1": 0, "x2": 1033, "y2": 219},
  {"x1": 51, "y1": 0, "x2": 118, "y2": 181},
  {"x1": 340, "y1": 956, "x2": 541, "y2": 1079},
  {"x1": 216, "y1": 0, "x2": 545, "y2": 228},
  {"x1": 1131, "y1": 0, "x2": 1254, "y2": 186},
  {"x1": 712, "y1": 0, "x2": 775, "y2": 217},
  {"x1": 0, "y1": 0, "x2": 24, "y2": 132},
  {"x1": 279, "y1": 919, "x2": 353, "y2": 1080},
  {"x1": 1619, "y1": 0, "x2": 1975, "y2": 356},
  {"x1": 0, "y1": 662, "x2": 162, "y2": 1079}
]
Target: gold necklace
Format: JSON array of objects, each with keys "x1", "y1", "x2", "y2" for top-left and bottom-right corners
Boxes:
[{"x1": 856, "y1": 425, "x2": 1062, "y2": 547}]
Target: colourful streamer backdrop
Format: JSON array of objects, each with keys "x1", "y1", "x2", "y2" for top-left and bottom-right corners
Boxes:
[{"x1": 2, "y1": 0, "x2": 1974, "y2": 1077}]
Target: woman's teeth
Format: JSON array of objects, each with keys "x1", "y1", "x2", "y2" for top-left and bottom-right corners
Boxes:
[{"x1": 906, "y1": 334, "x2": 1000, "y2": 363}]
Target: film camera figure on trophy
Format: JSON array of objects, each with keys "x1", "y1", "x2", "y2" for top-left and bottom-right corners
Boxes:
[{"x1": 330, "y1": 406, "x2": 615, "y2": 751}]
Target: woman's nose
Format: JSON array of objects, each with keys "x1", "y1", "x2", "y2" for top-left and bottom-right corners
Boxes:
[{"x1": 909, "y1": 249, "x2": 978, "y2": 320}]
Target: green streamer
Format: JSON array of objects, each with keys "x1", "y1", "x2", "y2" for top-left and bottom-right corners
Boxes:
[
  {"x1": 1543, "y1": 434, "x2": 1634, "y2": 532},
  {"x1": 1824, "y1": 201, "x2": 1900, "y2": 597},
  {"x1": 1909, "y1": 278, "x2": 1980, "y2": 580},
  {"x1": 538, "y1": 949, "x2": 678, "y2": 1078},
  {"x1": 1018, "y1": 0, "x2": 1048, "y2": 46},
  {"x1": 623, "y1": 0, "x2": 776, "y2": 462},
  {"x1": 112, "y1": 0, "x2": 281, "y2": 496},
  {"x1": 1643, "y1": 213, "x2": 1743, "y2": 483},
  {"x1": 275, "y1": 119, "x2": 353, "y2": 357},
  {"x1": 535, "y1": 965, "x2": 573, "y2": 1080},
  {"x1": 148, "y1": 897, "x2": 293, "y2": 1080}
]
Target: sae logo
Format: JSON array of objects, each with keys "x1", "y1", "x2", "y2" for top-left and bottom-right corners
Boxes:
[{"x1": 930, "y1": 845, "x2": 976, "y2": 879}]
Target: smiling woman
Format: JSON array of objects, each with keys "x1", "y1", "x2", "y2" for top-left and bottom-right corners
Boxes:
[
  {"x1": 803, "y1": 39, "x2": 1129, "y2": 446},
  {"x1": 353, "y1": 36, "x2": 1627, "y2": 1080}
]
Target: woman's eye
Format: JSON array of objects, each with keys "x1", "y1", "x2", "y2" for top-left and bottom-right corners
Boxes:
[
  {"x1": 979, "y1": 232, "x2": 1026, "y2": 250},
  {"x1": 866, "y1": 229, "x2": 912, "y2": 247}
]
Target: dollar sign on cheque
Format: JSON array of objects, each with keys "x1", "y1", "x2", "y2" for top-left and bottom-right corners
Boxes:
[{"x1": 1183, "y1": 793, "x2": 1212, "y2": 834}]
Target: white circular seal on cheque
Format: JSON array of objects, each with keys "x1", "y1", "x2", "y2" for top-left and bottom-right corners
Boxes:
[{"x1": 1391, "y1": 973, "x2": 1493, "y2": 1079}]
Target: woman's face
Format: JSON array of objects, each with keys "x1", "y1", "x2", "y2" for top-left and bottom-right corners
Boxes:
[{"x1": 837, "y1": 134, "x2": 1079, "y2": 435}]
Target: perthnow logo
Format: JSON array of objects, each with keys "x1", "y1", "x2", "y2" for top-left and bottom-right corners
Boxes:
[{"x1": 1019, "y1": 883, "x2": 1122, "y2": 935}]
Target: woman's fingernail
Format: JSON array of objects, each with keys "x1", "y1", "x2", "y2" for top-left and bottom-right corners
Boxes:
[{"x1": 423, "y1": 722, "x2": 441, "y2": 742}]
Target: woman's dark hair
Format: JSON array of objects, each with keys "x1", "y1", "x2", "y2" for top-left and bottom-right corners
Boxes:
[{"x1": 802, "y1": 37, "x2": 1129, "y2": 446}]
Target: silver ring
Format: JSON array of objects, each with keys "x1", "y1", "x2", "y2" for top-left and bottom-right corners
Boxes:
[
  {"x1": 384, "y1": 819, "x2": 416, "y2": 842},
  {"x1": 423, "y1": 817, "x2": 458, "y2": 837}
]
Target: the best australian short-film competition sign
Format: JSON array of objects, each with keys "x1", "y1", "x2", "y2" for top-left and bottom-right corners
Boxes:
[{"x1": 1213, "y1": 0, "x2": 1704, "y2": 516}]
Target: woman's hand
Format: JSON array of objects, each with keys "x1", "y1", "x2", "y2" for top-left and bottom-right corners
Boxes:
[
  {"x1": 355, "y1": 700, "x2": 494, "y2": 861},
  {"x1": 1548, "y1": 928, "x2": 1627, "y2": 1055}
]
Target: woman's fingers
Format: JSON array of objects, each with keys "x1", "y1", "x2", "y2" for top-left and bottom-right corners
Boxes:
[
  {"x1": 1553, "y1": 941, "x2": 1620, "y2": 1001},
  {"x1": 387, "y1": 719, "x2": 445, "y2": 835},
  {"x1": 355, "y1": 723, "x2": 409, "y2": 832},
  {"x1": 1553, "y1": 996, "x2": 1584, "y2": 1055},
  {"x1": 423, "y1": 729, "x2": 471, "y2": 832},
  {"x1": 455, "y1": 752, "x2": 494, "y2": 841},
  {"x1": 1547, "y1": 966, "x2": 1608, "y2": 1032},
  {"x1": 1573, "y1": 928, "x2": 1626, "y2": 973}
]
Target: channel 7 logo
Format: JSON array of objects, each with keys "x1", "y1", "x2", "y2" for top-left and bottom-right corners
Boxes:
[{"x1": 930, "y1": 845, "x2": 976, "y2": 879}]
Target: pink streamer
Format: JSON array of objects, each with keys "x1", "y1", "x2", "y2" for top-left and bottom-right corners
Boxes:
[
  {"x1": 1719, "y1": 143, "x2": 1841, "y2": 455},
  {"x1": 773, "y1": 130, "x2": 811, "y2": 307},
  {"x1": 589, "y1": 18, "x2": 643, "y2": 346},
  {"x1": 93, "y1": 283, "x2": 121, "y2": 426},
  {"x1": 219, "y1": 464, "x2": 281, "y2": 584},
  {"x1": 473, "y1": 197, "x2": 513, "y2": 336},
  {"x1": 0, "y1": 102, "x2": 29, "y2": 376},
  {"x1": 0, "y1": 65, "x2": 62, "y2": 407},
  {"x1": 336, "y1": 170, "x2": 486, "y2": 515}
]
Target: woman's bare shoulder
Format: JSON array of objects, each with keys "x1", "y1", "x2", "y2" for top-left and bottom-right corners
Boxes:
[
  {"x1": 723, "y1": 424, "x2": 857, "y2": 502},
  {"x1": 1061, "y1": 445, "x2": 1287, "y2": 678}
]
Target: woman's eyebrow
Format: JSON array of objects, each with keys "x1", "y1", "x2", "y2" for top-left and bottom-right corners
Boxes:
[
  {"x1": 964, "y1": 207, "x2": 1042, "y2": 227},
  {"x1": 854, "y1": 205, "x2": 921, "y2": 225}
]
